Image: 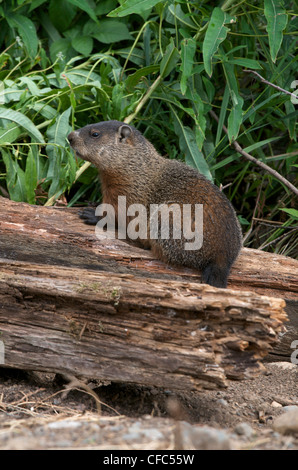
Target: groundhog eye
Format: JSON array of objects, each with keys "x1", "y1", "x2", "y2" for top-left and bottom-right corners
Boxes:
[{"x1": 91, "y1": 131, "x2": 100, "y2": 138}]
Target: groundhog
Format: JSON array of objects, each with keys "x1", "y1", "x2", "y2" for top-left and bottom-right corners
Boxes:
[{"x1": 68, "y1": 120, "x2": 242, "y2": 288}]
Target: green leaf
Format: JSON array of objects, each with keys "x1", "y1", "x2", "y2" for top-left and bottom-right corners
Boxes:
[
  {"x1": 215, "y1": 84, "x2": 229, "y2": 146},
  {"x1": 284, "y1": 100, "x2": 296, "y2": 140},
  {"x1": 116, "y1": 47, "x2": 144, "y2": 65},
  {"x1": 125, "y1": 65, "x2": 159, "y2": 91},
  {"x1": 49, "y1": 0, "x2": 77, "y2": 32},
  {"x1": 6, "y1": 14, "x2": 38, "y2": 60},
  {"x1": 160, "y1": 40, "x2": 180, "y2": 79},
  {"x1": 48, "y1": 160, "x2": 64, "y2": 199},
  {"x1": 202, "y1": 76, "x2": 215, "y2": 103},
  {"x1": 203, "y1": 7, "x2": 236, "y2": 77},
  {"x1": 0, "y1": 107, "x2": 45, "y2": 143},
  {"x1": 184, "y1": 83, "x2": 206, "y2": 150},
  {"x1": 19, "y1": 77, "x2": 45, "y2": 96},
  {"x1": 211, "y1": 154, "x2": 239, "y2": 171},
  {"x1": 264, "y1": 0, "x2": 288, "y2": 63},
  {"x1": 64, "y1": 148, "x2": 77, "y2": 187},
  {"x1": 29, "y1": 0, "x2": 48, "y2": 11},
  {"x1": 243, "y1": 92, "x2": 281, "y2": 123},
  {"x1": 91, "y1": 19, "x2": 133, "y2": 44},
  {"x1": 243, "y1": 137, "x2": 280, "y2": 153},
  {"x1": 228, "y1": 101, "x2": 243, "y2": 142},
  {"x1": 32, "y1": 103, "x2": 57, "y2": 121},
  {"x1": 238, "y1": 215, "x2": 250, "y2": 226},
  {"x1": 25, "y1": 147, "x2": 37, "y2": 204},
  {"x1": 170, "y1": 105, "x2": 212, "y2": 181},
  {"x1": 95, "y1": 0, "x2": 118, "y2": 16},
  {"x1": 39, "y1": 11, "x2": 61, "y2": 42},
  {"x1": 166, "y1": 4, "x2": 197, "y2": 29},
  {"x1": 223, "y1": 62, "x2": 244, "y2": 142},
  {"x1": 31, "y1": 141, "x2": 45, "y2": 183},
  {"x1": 2, "y1": 149, "x2": 26, "y2": 202},
  {"x1": 46, "y1": 107, "x2": 72, "y2": 159},
  {"x1": 46, "y1": 108, "x2": 72, "y2": 199},
  {"x1": 66, "y1": 0, "x2": 98, "y2": 22},
  {"x1": 279, "y1": 208, "x2": 298, "y2": 219},
  {"x1": 180, "y1": 38, "x2": 196, "y2": 95},
  {"x1": 71, "y1": 36, "x2": 93, "y2": 56},
  {"x1": 0, "y1": 122, "x2": 22, "y2": 144},
  {"x1": 49, "y1": 37, "x2": 73, "y2": 63},
  {"x1": 227, "y1": 58, "x2": 262, "y2": 69},
  {"x1": 108, "y1": 0, "x2": 161, "y2": 17}
]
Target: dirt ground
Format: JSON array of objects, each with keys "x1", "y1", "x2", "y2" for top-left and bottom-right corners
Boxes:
[{"x1": 0, "y1": 361, "x2": 297, "y2": 450}]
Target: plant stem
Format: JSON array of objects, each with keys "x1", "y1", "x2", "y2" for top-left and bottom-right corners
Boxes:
[
  {"x1": 124, "y1": 75, "x2": 162, "y2": 124},
  {"x1": 120, "y1": 20, "x2": 152, "y2": 81},
  {"x1": 74, "y1": 160, "x2": 91, "y2": 182},
  {"x1": 210, "y1": 109, "x2": 298, "y2": 196},
  {"x1": 244, "y1": 70, "x2": 298, "y2": 101}
]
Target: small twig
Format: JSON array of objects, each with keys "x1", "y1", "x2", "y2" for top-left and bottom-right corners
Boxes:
[
  {"x1": 232, "y1": 140, "x2": 298, "y2": 196},
  {"x1": 61, "y1": 375, "x2": 102, "y2": 414},
  {"x1": 79, "y1": 321, "x2": 88, "y2": 341},
  {"x1": 209, "y1": 109, "x2": 298, "y2": 196},
  {"x1": 220, "y1": 182, "x2": 233, "y2": 191},
  {"x1": 43, "y1": 386, "x2": 120, "y2": 416},
  {"x1": 258, "y1": 227, "x2": 297, "y2": 250},
  {"x1": 243, "y1": 182, "x2": 262, "y2": 244},
  {"x1": 252, "y1": 217, "x2": 295, "y2": 227},
  {"x1": 244, "y1": 70, "x2": 298, "y2": 100},
  {"x1": 59, "y1": 374, "x2": 119, "y2": 416},
  {"x1": 266, "y1": 150, "x2": 298, "y2": 161},
  {"x1": 124, "y1": 74, "x2": 162, "y2": 124}
]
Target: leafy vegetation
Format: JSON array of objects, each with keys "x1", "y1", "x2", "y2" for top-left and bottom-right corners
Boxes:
[{"x1": 0, "y1": 0, "x2": 297, "y2": 257}]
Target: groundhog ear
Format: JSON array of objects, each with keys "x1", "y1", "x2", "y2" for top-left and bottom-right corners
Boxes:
[{"x1": 118, "y1": 125, "x2": 132, "y2": 142}]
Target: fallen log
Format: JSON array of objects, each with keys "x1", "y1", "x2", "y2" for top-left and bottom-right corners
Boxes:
[
  {"x1": 0, "y1": 197, "x2": 296, "y2": 299},
  {"x1": 0, "y1": 258, "x2": 287, "y2": 390},
  {"x1": 0, "y1": 197, "x2": 296, "y2": 389}
]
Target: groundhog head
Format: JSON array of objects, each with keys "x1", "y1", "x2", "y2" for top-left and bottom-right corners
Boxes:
[{"x1": 68, "y1": 120, "x2": 145, "y2": 168}]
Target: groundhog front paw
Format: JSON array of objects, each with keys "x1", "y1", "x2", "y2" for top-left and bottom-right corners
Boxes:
[{"x1": 78, "y1": 207, "x2": 100, "y2": 225}]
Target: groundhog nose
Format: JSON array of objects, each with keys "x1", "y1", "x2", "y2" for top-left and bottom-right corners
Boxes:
[{"x1": 68, "y1": 131, "x2": 77, "y2": 145}]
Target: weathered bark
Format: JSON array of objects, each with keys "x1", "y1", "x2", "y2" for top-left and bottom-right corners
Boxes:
[
  {"x1": 0, "y1": 197, "x2": 296, "y2": 299},
  {"x1": 0, "y1": 258, "x2": 287, "y2": 390},
  {"x1": 0, "y1": 197, "x2": 296, "y2": 389}
]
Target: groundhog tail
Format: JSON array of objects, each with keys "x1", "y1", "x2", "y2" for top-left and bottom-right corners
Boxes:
[{"x1": 201, "y1": 263, "x2": 230, "y2": 288}]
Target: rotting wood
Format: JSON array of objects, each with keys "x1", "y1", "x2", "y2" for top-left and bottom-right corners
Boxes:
[
  {"x1": 0, "y1": 258, "x2": 287, "y2": 390},
  {"x1": 0, "y1": 197, "x2": 297, "y2": 300},
  {"x1": 0, "y1": 196, "x2": 296, "y2": 386}
]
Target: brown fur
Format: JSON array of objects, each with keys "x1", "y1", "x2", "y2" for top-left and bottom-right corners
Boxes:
[{"x1": 68, "y1": 120, "x2": 242, "y2": 287}]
